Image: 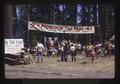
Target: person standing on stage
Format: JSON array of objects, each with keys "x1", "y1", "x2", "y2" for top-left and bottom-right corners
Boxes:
[{"x1": 36, "y1": 42, "x2": 45, "y2": 63}]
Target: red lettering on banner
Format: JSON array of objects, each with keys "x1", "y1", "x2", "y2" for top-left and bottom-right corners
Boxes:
[
  {"x1": 30, "y1": 22, "x2": 35, "y2": 28},
  {"x1": 86, "y1": 27, "x2": 89, "y2": 30},
  {"x1": 29, "y1": 21, "x2": 94, "y2": 34}
]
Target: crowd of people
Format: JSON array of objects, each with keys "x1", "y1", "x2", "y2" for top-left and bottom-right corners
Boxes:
[
  {"x1": 83, "y1": 41, "x2": 115, "y2": 62},
  {"x1": 19, "y1": 38, "x2": 115, "y2": 64}
]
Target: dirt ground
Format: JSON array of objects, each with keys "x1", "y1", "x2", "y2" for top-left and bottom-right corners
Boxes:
[{"x1": 5, "y1": 52, "x2": 114, "y2": 79}]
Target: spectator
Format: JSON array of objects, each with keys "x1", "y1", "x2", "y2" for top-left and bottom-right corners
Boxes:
[
  {"x1": 77, "y1": 42, "x2": 82, "y2": 54},
  {"x1": 90, "y1": 48, "x2": 96, "y2": 62},
  {"x1": 61, "y1": 42, "x2": 65, "y2": 61},
  {"x1": 36, "y1": 42, "x2": 45, "y2": 63},
  {"x1": 70, "y1": 44, "x2": 76, "y2": 62}
]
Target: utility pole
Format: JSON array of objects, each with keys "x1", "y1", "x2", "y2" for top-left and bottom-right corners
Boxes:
[{"x1": 27, "y1": 0, "x2": 31, "y2": 48}]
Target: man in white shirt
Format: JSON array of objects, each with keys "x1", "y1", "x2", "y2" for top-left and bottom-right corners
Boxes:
[
  {"x1": 77, "y1": 43, "x2": 82, "y2": 54},
  {"x1": 36, "y1": 42, "x2": 45, "y2": 63},
  {"x1": 70, "y1": 44, "x2": 76, "y2": 61}
]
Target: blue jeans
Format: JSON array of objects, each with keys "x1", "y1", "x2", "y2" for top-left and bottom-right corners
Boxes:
[
  {"x1": 37, "y1": 52, "x2": 43, "y2": 62},
  {"x1": 71, "y1": 51, "x2": 76, "y2": 61},
  {"x1": 61, "y1": 51, "x2": 67, "y2": 62}
]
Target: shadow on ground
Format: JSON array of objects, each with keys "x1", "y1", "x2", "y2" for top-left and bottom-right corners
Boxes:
[
  {"x1": 56, "y1": 60, "x2": 74, "y2": 62},
  {"x1": 5, "y1": 54, "x2": 23, "y2": 66}
]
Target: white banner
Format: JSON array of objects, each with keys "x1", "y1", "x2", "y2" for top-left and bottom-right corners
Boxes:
[
  {"x1": 28, "y1": 21, "x2": 95, "y2": 34},
  {"x1": 5, "y1": 39, "x2": 24, "y2": 54}
]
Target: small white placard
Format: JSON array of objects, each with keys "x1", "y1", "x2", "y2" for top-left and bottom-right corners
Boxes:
[{"x1": 5, "y1": 39, "x2": 24, "y2": 54}]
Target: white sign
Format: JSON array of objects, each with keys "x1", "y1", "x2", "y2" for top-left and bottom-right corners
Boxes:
[{"x1": 5, "y1": 39, "x2": 24, "y2": 54}]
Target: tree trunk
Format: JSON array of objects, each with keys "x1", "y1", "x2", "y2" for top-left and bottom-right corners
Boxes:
[{"x1": 4, "y1": 1, "x2": 13, "y2": 38}]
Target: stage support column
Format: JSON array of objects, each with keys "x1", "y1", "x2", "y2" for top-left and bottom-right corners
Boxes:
[{"x1": 75, "y1": 34, "x2": 78, "y2": 42}]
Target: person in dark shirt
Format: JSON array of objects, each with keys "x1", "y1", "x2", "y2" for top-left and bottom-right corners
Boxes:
[{"x1": 64, "y1": 42, "x2": 69, "y2": 62}]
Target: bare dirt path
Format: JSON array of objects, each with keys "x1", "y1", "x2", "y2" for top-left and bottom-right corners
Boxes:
[{"x1": 5, "y1": 54, "x2": 114, "y2": 79}]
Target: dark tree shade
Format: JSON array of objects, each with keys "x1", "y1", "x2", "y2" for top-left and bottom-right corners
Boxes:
[{"x1": 9, "y1": 2, "x2": 115, "y2": 46}]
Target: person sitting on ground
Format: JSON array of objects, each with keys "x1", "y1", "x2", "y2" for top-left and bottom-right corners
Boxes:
[{"x1": 19, "y1": 48, "x2": 31, "y2": 64}]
